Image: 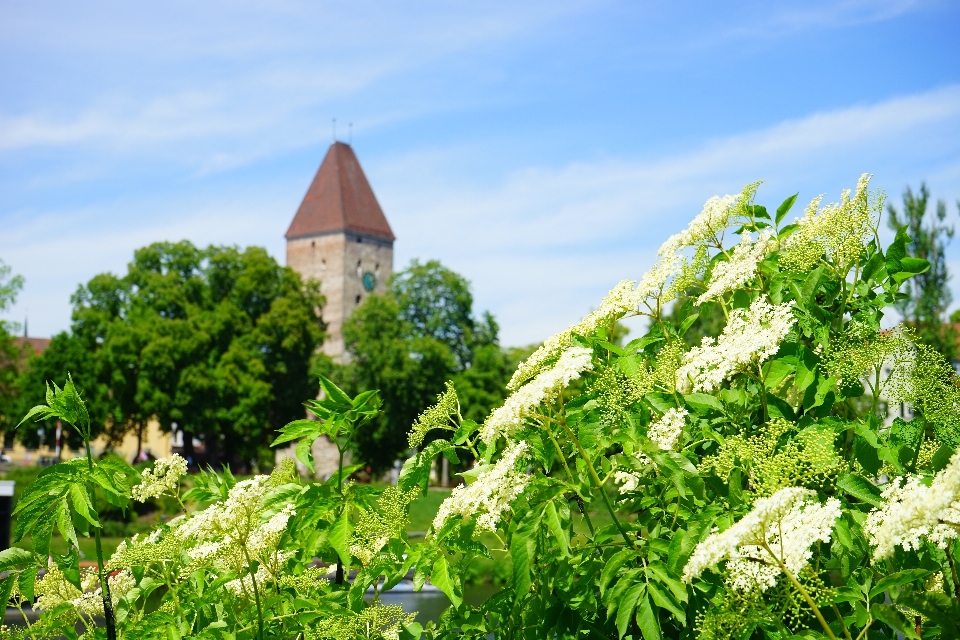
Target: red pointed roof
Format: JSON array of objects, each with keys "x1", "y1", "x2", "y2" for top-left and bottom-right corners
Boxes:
[{"x1": 285, "y1": 142, "x2": 395, "y2": 241}]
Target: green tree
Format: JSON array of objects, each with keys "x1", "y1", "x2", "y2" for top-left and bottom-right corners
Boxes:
[
  {"x1": 16, "y1": 242, "x2": 325, "y2": 464},
  {"x1": 342, "y1": 260, "x2": 511, "y2": 471},
  {"x1": 887, "y1": 183, "x2": 958, "y2": 360},
  {"x1": 0, "y1": 258, "x2": 25, "y2": 434}
]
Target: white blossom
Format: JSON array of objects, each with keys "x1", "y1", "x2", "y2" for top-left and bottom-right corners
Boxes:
[
  {"x1": 131, "y1": 454, "x2": 188, "y2": 502},
  {"x1": 697, "y1": 231, "x2": 775, "y2": 305},
  {"x1": 676, "y1": 296, "x2": 795, "y2": 393},
  {"x1": 433, "y1": 441, "x2": 530, "y2": 533},
  {"x1": 508, "y1": 282, "x2": 637, "y2": 390},
  {"x1": 682, "y1": 487, "x2": 840, "y2": 592},
  {"x1": 864, "y1": 451, "x2": 960, "y2": 559},
  {"x1": 483, "y1": 347, "x2": 593, "y2": 444}
]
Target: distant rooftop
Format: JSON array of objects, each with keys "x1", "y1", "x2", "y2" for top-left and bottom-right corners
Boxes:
[
  {"x1": 14, "y1": 336, "x2": 50, "y2": 356},
  {"x1": 285, "y1": 141, "x2": 395, "y2": 242}
]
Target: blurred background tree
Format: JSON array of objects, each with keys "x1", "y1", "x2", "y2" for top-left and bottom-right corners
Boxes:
[
  {"x1": 340, "y1": 260, "x2": 515, "y2": 472},
  {"x1": 0, "y1": 258, "x2": 25, "y2": 435},
  {"x1": 887, "y1": 183, "x2": 958, "y2": 361},
  {"x1": 14, "y1": 242, "x2": 325, "y2": 465}
]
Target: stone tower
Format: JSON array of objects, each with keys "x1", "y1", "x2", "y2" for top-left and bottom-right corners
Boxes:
[{"x1": 286, "y1": 142, "x2": 395, "y2": 361}]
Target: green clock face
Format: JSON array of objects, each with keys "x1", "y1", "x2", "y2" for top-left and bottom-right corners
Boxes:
[{"x1": 362, "y1": 272, "x2": 376, "y2": 292}]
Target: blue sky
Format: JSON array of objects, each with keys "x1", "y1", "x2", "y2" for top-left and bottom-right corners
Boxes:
[{"x1": 2, "y1": 0, "x2": 959, "y2": 346}]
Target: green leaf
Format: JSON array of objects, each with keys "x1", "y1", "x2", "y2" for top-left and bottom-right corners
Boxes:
[
  {"x1": 295, "y1": 437, "x2": 315, "y2": 474},
  {"x1": 635, "y1": 592, "x2": 661, "y2": 640},
  {"x1": 56, "y1": 498, "x2": 79, "y2": 549},
  {"x1": 776, "y1": 193, "x2": 798, "y2": 225},
  {"x1": 511, "y1": 520, "x2": 537, "y2": 595},
  {"x1": 600, "y1": 548, "x2": 638, "y2": 595},
  {"x1": 328, "y1": 509, "x2": 353, "y2": 568},
  {"x1": 17, "y1": 565, "x2": 37, "y2": 603},
  {"x1": 271, "y1": 419, "x2": 321, "y2": 446},
  {"x1": 616, "y1": 583, "x2": 645, "y2": 639},
  {"x1": 68, "y1": 483, "x2": 99, "y2": 527},
  {"x1": 646, "y1": 561, "x2": 687, "y2": 603},
  {"x1": 885, "y1": 226, "x2": 910, "y2": 274},
  {"x1": 836, "y1": 473, "x2": 882, "y2": 507},
  {"x1": 678, "y1": 312, "x2": 700, "y2": 338},
  {"x1": 871, "y1": 604, "x2": 919, "y2": 639},
  {"x1": 0, "y1": 548, "x2": 35, "y2": 572},
  {"x1": 0, "y1": 574, "x2": 15, "y2": 608},
  {"x1": 318, "y1": 375, "x2": 353, "y2": 408},
  {"x1": 899, "y1": 257, "x2": 929, "y2": 274},
  {"x1": 543, "y1": 501, "x2": 569, "y2": 556},
  {"x1": 684, "y1": 393, "x2": 723, "y2": 414},
  {"x1": 763, "y1": 358, "x2": 794, "y2": 390},
  {"x1": 799, "y1": 266, "x2": 823, "y2": 308},
  {"x1": 870, "y1": 569, "x2": 931, "y2": 599},
  {"x1": 32, "y1": 517, "x2": 54, "y2": 558},
  {"x1": 431, "y1": 556, "x2": 462, "y2": 608},
  {"x1": 778, "y1": 222, "x2": 799, "y2": 240},
  {"x1": 647, "y1": 579, "x2": 685, "y2": 624}
]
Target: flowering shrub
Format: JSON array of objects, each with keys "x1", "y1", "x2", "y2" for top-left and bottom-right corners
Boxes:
[{"x1": 4, "y1": 174, "x2": 960, "y2": 639}]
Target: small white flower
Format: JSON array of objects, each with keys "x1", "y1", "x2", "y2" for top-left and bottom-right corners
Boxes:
[
  {"x1": 131, "y1": 454, "x2": 188, "y2": 502},
  {"x1": 864, "y1": 451, "x2": 960, "y2": 559},
  {"x1": 682, "y1": 487, "x2": 840, "y2": 592},
  {"x1": 697, "y1": 231, "x2": 775, "y2": 305},
  {"x1": 433, "y1": 441, "x2": 530, "y2": 533},
  {"x1": 483, "y1": 347, "x2": 593, "y2": 444},
  {"x1": 676, "y1": 296, "x2": 795, "y2": 393}
]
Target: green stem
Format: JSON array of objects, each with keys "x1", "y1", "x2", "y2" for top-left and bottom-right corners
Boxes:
[
  {"x1": 762, "y1": 541, "x2": 841, "y2": 640},
  {"x1": 947, "y1": 543, "x2": 960, "y2": 598},
  {"x1": 241, "y1": 545, "x2": 266, "y2": 640},
  {"x1": 557, "y1": 420, "x2": 634, "y2": 547},
  {"x1": 336, "y1": 445, "x2": 346, "y2": 586},
  {"x1": 83, "y1": 438, "x2": 116, "y2": 640}
]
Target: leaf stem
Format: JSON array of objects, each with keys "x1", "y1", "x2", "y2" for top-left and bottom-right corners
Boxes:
[
  {"x1": 761, "y1": 541, "x2": 841, "y2": 640},
  {"x1": 241, "y1": 544, "x2": 266, "y2": 640},
  {"x1": 556, "y1": 419, "x2": 634, "y2": 548},
  {"x1": 83, "y1": 437, "x2": 116, "y2": 640}
]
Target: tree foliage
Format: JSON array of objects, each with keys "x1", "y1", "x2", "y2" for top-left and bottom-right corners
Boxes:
[
  {"x1": 15, "y1": 242, "x2": 324, "y2": 463},
  {"x1": 0, "y1": 258, "x2": 25, "y2": 434},
  {"x1": 342, "y1": 259, "x2": 511, "y2": 472},
  {"x1": 887, "y1": 183, "x2": 958, "y2": 361}
]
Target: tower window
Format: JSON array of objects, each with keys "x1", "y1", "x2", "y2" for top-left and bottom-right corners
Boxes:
[
  {"x1": 356, "y1": 259, "x2": 362, "y2": 277},
  {"x1": 311, "y1": 240, "x2": 315, "y2": 249},
  {"x1": 357, "y1": 236, "x2": 362, "y2": 243},
  {"x1": 375, "y1": 263, "x2": 380, "y2": 277},
  {"x1": 321, "y1": 258, "x2": 326, "y2": 270},
  {"x1": 355, "y1": 295, "x2": 362, "y2": 304}
]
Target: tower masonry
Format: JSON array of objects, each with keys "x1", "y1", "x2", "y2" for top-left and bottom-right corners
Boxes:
[{"x1": 285, "y1": 142, "x2": 395, "y2": 361}]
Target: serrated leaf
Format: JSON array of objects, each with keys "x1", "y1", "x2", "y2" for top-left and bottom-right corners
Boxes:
[
  {"x1": 871, "y1": 603, "x2": 919, "y2": 639},
  {"x1": 511, "y1": 520, "x2": 536, "y2": 595},
  {"x1": 635, "y1": 592, "x2": 661, "y2": 640},
  {"x1": 431, "y1": 556, "x2": 462, "y2": 608},
  {"x1": 870, "y1": 569, "x2": 930, "y2": 599},
  {"x1": 0, "y1": 574, "x2": 15, "y2": 608},
  {"x1": 543, "y1": 501, "x2": 569, "y2": 556},
  {"x1": 600, "y1": 548, "x2": 638, "y2": 595},
  {"x1": 616, "y1": 583, "x2": 645, "y2": 639},
  {"x1": 328, "y1": 509, "x2": 353, "y2": 568},
  {"x1": 836, "y1": 473, "x2": 882, "y2": 507},
  {"x1": 0, "y1": 547, "x2": 35, "y2": 571},
  {"x1": 295, "y1": 437, "x2": 315, "y2": 474},
  {"x1": 684, "y1": 393, "x2": 723, "y2": 414}
]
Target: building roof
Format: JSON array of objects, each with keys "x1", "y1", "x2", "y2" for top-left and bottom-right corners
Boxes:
[
  {"x1": 285, "y1": 142, "x2": 395, "y2": 242},
  {"x1": 14, "y1": 336, "x2": 50, "y2": 356}
]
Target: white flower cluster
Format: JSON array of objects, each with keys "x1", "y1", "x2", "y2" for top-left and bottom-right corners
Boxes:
[
  {"x1": 483, "y1": 347, "x2": 594, "y2": 444},
  {"x1": 864, "y1": 451, "x2": 960, "y2": 559},
  {"x1": 615, "y1": 408, "x2": 689, "y2": 494},
  {"x1": 676, "y1": 296, "x2": 795, "y2": 392},
  {"x1": 508, "y1": 281, "x2": 637, "y2": 390},
  {"x1": 697, "y1": 231, "x2": 775, "y2": 305},
  {"x1": 508, "y1": 185, "x2": 757, "y2": 390},
  {"x1": 433, "y1": 441, "x2": 530, "y2": 533},
  {"x1": 131, "y1": 454, "x2": 188, "y2": 502},
  {"x1": 35, "y1": 567, "x2": 135, "y2": 617},
  {"x1": 682, "y1": 487, "x2": 840, "y2": 592}
]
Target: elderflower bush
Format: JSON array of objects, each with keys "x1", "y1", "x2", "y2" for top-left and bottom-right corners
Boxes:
[
  {"x1": 401, "y1": 174, "x2": 960, "y2": 640},
  {"x1": 7, "y1": 174, "x2": 960, "y2": 640}
]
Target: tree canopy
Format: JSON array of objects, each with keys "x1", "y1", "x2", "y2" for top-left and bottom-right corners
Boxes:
[
  {"x1": 887, "y1": 183, "x2": 958, "y2": 360},
  {"x1": 15, "y1": 242, "x2": 325, "y2": 464},
  {"x1": 341, "y1": 259, "x2": 512, "y2": 471},
  {"x1": 0, "y1": 258, "x2": 25, "y2": 434}
]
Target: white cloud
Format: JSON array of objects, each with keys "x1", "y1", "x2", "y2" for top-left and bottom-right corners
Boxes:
[{"x1": 379, "y1": 85, "x2": 960, "y2": 344}]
